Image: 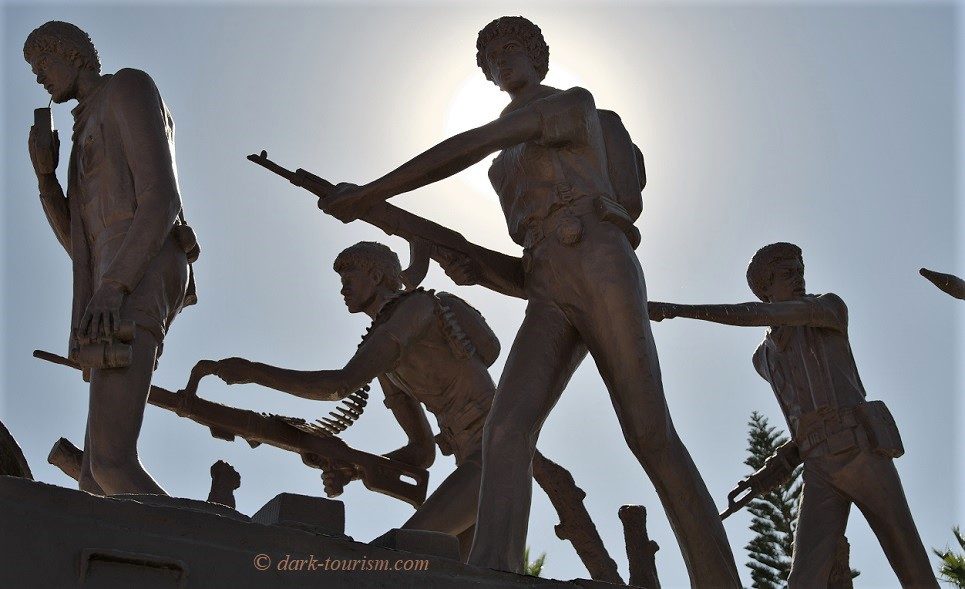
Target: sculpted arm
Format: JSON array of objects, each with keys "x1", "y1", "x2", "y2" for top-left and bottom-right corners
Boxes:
[
  {"x1": 326, "y1": 88, "x2": 598, "y2": 218},
  {"x1": 649, "y1": 294, "x2": 847, "y2": 331},
  {"x1": 379, "y1": 375, "x2": 436, "y2": 469},
  {"x1": 101, "y1": 69, "x2": 182, "y2": 293},
  {"x1": 38, "y1": 176, "x2": 71, "y2": 254},
  {"x1": 354, "y1": 105, "x2": 542, "y2": 206},
  {"x1": 196, "y1": 295, "x2": 436, "y2": 401},
  {"x1": 28, "y1": 115, "x2": 71, "y2": 253}
]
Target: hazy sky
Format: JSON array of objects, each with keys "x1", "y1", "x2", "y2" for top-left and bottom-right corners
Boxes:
[{"x1": 2, "y1": 2, "x2": 961, "y2": 587}]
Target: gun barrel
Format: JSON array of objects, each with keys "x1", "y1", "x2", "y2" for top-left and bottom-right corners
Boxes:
[
  {"x1": 33, "y1": 349, "x2": 429, "y2": 506},
  {"x1": 48, "y1": 437, "x2": 83, "y2": 482}
]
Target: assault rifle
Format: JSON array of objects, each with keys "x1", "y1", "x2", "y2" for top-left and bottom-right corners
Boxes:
[
  {"x1": 247, "y1": 150, "x2": 525, "y2": 298},
  {"x1": 33, "y1": 349, "x2": 429, "y2": 507},
  {"x1": 720, "y1": 440, "x2": 802, "y2": 520}
]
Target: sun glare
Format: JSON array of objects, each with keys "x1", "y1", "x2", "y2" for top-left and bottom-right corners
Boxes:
[{"x1": 443, "y1": 62, "x2": 585, "y2": 202}]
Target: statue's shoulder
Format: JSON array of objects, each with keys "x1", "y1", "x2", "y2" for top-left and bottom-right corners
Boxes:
[{"x1": 106, "y1": 68, "x2": 160, "y2": 102}]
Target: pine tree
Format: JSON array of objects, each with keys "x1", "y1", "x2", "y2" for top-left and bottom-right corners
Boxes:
[
  {"x1": 523, "y1": 546, "x2": 546, "y2": 577},
  {"x1": 934, "y1": 527, "x2": 965, "y2": 587},
  {"x1": 742, "y1": 412, "x2": 860, "y2": 588},
  {"x1": 744, "y1": 411, "x2": 803, "y2": 589}
]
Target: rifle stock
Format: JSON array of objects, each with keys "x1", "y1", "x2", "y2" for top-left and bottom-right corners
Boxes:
[
  {"x1": 33, "y1": 349, "x2": 429, "y2": 507},
  {"x1": 720, "y1": 441, "x2": 801, "y2": 520}
]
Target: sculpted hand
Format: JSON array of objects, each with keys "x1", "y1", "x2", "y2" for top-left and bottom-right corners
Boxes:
[
  {"x1": 212, "y1": 357, "x2": 255, "y2": 386},
  {"x1": 80, "y1": 281, "x2": 125, "y2": 340},
  {"x1": 181, "y1": 360, "x2": 219, "y2": 397},
  {"x1": 647, "y1": 301, "x2": 678, "y2": 322},
  {"x1": 319, "y1": 459, "x2": 361, "y2": 497},
  {"x1": 434, "y1": 245, "x2": 480, "y2": 286},
  {"x1": 210, "y1": 460, "x2": 241, "y2": 490},
  {"x1": 319, "y1": 182, "x2": 378, "y2": 223},
  {"x1": 28, "y1": 125, "x2": 60, "y2": 177}
]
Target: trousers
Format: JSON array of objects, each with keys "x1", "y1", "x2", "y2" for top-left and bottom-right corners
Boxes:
[{"x1": 468, "y1": 215, "x2": 740, "y2": 587}]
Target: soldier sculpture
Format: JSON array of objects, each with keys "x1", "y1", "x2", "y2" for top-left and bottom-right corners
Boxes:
[
  {"x1": 649, "y1": 242, "x2": 939, "y2": 588},
  {"x1": 24, "y1": 21, "x2": 198, "y2": 495},
  {"x1": 313, "y1": 16, "x2": 740, "y2": 584}
]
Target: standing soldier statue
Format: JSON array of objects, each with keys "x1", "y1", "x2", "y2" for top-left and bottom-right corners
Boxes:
[
  {"x1": 314, "y1": 16, "x2": 740, "y2": 584},
  {"x1": 650, "y1": 242, "x2": 939, "y2": 588},
  {"x1": 24, "y1": 21, "x2": 198, "y2": 495}
]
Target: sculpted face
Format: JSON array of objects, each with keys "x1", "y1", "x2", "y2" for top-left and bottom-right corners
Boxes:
[
  {"x1": 338, "y1": 265, "x2": 381, "y2": 314},
  {"x1": 765, "y1": 257, "x2": 806, "y2": 302},
  {"x1": 484, "y1": 35, "x2": 538, "y2": 93},
  {"x1": 29, "y1": 53, "x2": 79, "y2": 103}
]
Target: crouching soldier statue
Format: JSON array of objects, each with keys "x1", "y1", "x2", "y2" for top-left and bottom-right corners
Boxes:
[
  {"x1": 649, "y1": 242, "x2": 938, "y2": 588},
  {"x1": 189, "y1": 242, "x2": 589, "y2": 562}
]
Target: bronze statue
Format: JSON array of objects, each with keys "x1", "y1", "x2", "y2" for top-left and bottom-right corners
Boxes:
[
  {"x1": 187, "y1": 242, "x2": 620, "y2": 578},
  {"x1": 649, "y1": 242, "x2": 938, "y2": 588},
  {"x1": 24, "y1": 21, "x2": 198, "y2": 495},
  {"x1": 920, "y1": 268, "x2": 965, "y2": 299},
  {"x1": 190, "y1": 242, "x2": 501, "y2": 557},
  {"x1": 308, "y1": 16, "x2": 739, "y2": 583}
]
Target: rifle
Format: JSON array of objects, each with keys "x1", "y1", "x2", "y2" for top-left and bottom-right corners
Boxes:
[
  {"x1": 247, "y1": 150, "x2": 525, "y2": 298},
  {"x1": 720, "y1": 440, "x2": 801, "y2": 520},
  {"x1": 33, "y1": 349, "x2": 429, "y2": 507}
]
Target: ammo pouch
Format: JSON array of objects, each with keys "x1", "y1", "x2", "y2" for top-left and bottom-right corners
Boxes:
[
  {"x1": 172, "y1": 214, "x2": 200, "y2": 307},
  {"x1": 855, "y1": 400, "x2": 904, "y2": 458},
  {"x1": 593, "y1": 195, "x2": 641, "y2": 249},
  {"x1": 172, "y1": 223, "x2": 200, "y2": 263}
]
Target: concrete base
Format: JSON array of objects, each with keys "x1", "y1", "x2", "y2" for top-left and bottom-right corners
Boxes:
[
  {"x1": 371, "y1": 528, "x2": 460, "y2": 561},
  {"x1": 252, "y1": 492, "x2": 346, "y2": 536},
  {"x1": 0, "y1": 476, "x2": 629, "y2": 588}
]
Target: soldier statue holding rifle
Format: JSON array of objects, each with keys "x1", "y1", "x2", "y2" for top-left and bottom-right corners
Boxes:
[
  {"x1": 270, "y1": 16, "x2": 740, "y2": 584},
  {"x1": 188, "y1": 242, "x2": 620, "y2": 577},
  {"x1": 649, "y1": 242, "x2": 938, "y2": 588},
  {"x1": 189, "y1": 242, "x2": 505, "y2": 557}
]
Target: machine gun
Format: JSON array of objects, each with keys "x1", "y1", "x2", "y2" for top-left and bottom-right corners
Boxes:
[
  {"x1": 247, "y1": 150, "x2": 525, "y2": 298},
  {"x1": 720, "y1": 440, "x2": 802, "y2": 520},
  {"x1": 33, "y1": 349, "x2": 429, "y2": 507}
]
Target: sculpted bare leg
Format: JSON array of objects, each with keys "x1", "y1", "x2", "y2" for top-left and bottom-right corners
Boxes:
[
  {"x1": 401, "y1": 461, "x2": 481, "y2": 536},
  {"x1": 78, "y1": 423, "x2": 104, "y2": 494},
  {"x1": 470, "y1": 303, "x2": 587, "y2": 572},
  {"x1": 573, "y1": 249, "x2": 739, "y2": 587},
  {"x1": 86, "y1": 328, "x2": 166, "y2": 495}
]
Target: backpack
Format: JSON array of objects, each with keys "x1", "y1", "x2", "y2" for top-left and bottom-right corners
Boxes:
[
  {"x1": 599, "y1": 109, "x2": 646, "y2": 222},
  {"x1": 436, "y1": 292, "x2": 501, "y2": 367}
]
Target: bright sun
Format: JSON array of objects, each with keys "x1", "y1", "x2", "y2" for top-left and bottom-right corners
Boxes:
[{"x1": 443, "y1": 62, "x2": 585, "y2": 202}]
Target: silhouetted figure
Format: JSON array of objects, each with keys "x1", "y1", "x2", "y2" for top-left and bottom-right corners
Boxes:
[
  {"x1": 314, "y1": 17, "x2": 739, "y2": 584},
  {"x1": 651, "y1": 243, "x2": 938, "y2": 588},
  {"x1": 24, "y1": 21, "x2": 198, "y2": 495}
]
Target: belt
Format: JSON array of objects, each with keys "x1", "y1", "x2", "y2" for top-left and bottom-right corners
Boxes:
[
  {"x1": 795, "y1": 406, "x2": 861, "y2": 458},
  {"x1": 522, "y1": 194, "x2": 640, "y2": 250}
]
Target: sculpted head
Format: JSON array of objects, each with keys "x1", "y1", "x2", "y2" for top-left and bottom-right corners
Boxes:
[
  {"x1": 747, "y1": 242, "x2": 805, "y2": 303},
  {"x1": 333, "y1": 242, "x2": 403, "y2": 314},
  {"x1": 23, "y1": 21, "x2": 101, "y2": 103},
  {"x1": 476, "y1": 16, "x2": 549, "y2": 92}
]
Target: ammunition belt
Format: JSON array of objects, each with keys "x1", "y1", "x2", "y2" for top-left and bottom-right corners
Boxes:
[{"x1": 795, "y1": 406, "x2": 861, "y2": 458}]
